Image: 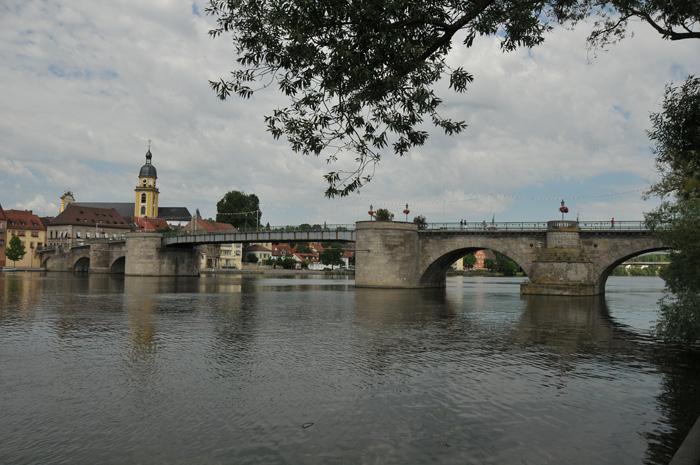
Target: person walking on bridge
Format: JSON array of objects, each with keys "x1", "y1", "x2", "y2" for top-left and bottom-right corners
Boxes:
[{"x1": 611, "y1": 218, "x2": 615, "y2": 229}]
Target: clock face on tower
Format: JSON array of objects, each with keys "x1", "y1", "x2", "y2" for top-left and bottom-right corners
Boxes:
[{"x1": 142, "y1": 178, "x2": 147, "y2": 185}]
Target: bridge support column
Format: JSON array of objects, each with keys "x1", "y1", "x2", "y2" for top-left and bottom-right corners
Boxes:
[
  {"x1": 355, "y1": 221, "x2": 421, "y2": 288},
  {"x1": 125, "y1": 233, "x2": 199, "y2": 277},
  {"x1": 520, "y1": 221, "x2": 598, "y2": 296},
  {"x1": 89, "y1": 242, "x2": 111, "y2": 273}
]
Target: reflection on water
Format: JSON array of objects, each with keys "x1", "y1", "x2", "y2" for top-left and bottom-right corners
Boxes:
[{"x1": 0, "y1": 272, "x2": 698, "y2": 465}]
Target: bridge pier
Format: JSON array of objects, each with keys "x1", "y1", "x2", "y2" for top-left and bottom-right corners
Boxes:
[
  {"x1": 520, "y1": 221, "x2": 598, "y2": 296},
  {"x1": 124, "y1": 233, "x2": 199, "y2": 277},
  {"x1": 355, "y1": 222, "x2": 421, "y2": 288}
]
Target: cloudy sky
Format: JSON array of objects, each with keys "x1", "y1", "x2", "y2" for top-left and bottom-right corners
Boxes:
[{"x1": 1, "y1": 1, "x2": 698, "y2": 227}]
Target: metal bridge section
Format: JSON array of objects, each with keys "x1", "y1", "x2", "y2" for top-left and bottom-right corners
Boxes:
[{"x1": 162, "y1": 228, "x2": 356, "y2": 247}]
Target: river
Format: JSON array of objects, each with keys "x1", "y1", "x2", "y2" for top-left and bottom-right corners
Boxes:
[{"x1": 1, "y1": 272, "x2": 698, "y2": 464}]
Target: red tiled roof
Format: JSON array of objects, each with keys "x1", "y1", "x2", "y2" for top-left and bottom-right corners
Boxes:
[
  {"x1": 183, "y1": 219, "x2": 239, "y2": 233},
  {"x1": 0, "y1": 204, "x2": 6, "y2": 221},
  {"x1": 271, "y1": 243, "x2": 297, "y2": 257},
  {"x1": 243, "y1": 244, "x2": 271, "y2": 252},
  {"x1": 136, "y1": 217, "x2": 171, "y2": 232},
  {"x1": 5, "y1": 209, "x2": 45, "y2": 230}
]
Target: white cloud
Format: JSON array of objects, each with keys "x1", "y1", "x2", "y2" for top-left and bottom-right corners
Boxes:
[{"x1": 0, "y1": 1, "x2": 698, "y2": 226}]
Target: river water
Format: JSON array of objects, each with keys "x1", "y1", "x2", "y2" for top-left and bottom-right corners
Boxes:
[{"x1": 1, "y1": 272, "x2": 699, "y2": 465}]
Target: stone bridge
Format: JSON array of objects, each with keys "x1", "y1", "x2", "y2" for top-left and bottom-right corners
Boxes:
[
  {"x1": 41, "y1": 241, "x2": 128, "y2": 273},
  {"x1": 39, "y1": 234, "x2": 199, "y2": 276},
  {"x1": 354, "y1": 220, "x2": 669, "y2": 296}
]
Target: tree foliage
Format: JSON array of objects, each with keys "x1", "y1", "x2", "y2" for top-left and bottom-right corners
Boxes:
[
  {"x1": 319, "y1": 244, "x2": 345, "y2": 269},
  {"x1": 463, "y1": 253, "x2": 477, "y2": 269},
  {"x1": 646, "y1": 197, "x2": 700, "y2": 342},
  {"x1": 644, "y1": 76, "x2": 700, "y2": 343},
  {"x1": 646, "y1": 77, "x2": 700, "y2": 200},
  {"x1": 207, "y1": 0, "x2": 699, "y2": 197},
  {"x1": 216, "y1": 190, "x2": 261, "y2": 230},
  {"x1": 374, "y1": 208, "x2": 394, "y2": 221},
  {"x1": 5, "y1": 235, "x2": 26, "y2": 266},
  {"x1": 413, "y1": 215, "x2": 427, "y2": 229},
  {"x1": 585, "y1": 0, "x2": 700, "y2": 51}
]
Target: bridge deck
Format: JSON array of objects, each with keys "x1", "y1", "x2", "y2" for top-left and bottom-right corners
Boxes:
[{"x1": 162, "y1": 230, "x2": 356, "y2": 246}]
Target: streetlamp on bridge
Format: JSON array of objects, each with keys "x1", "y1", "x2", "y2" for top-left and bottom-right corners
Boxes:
[
  {"x1": 368, "y1": 205, "x2": 375, "y2": 221},
  {"x1": 559, "y1": 199, "x2": 569, "y2": 220},
  {"x1": 403, "y1": 203, "x2": 410, "y2": 222}
]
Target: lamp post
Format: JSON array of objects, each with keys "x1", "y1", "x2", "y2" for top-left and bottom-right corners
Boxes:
[
  {"x1": 403, "y1": 203, "x2": 410, "y2": 222},
  {"x1": 559, "y1": 199, "x2": 569, "y2": 220},
  {"x1": 368, "y1": 204, "x2": 375, "y2": 221}
]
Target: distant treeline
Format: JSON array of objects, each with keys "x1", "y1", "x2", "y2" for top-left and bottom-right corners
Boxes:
[{"x1": 612, "y1": 265, "x2": 660, "y2": 277}]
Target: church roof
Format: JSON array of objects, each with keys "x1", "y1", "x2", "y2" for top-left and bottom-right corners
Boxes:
[
  {"x1": 139, "y1": 149, "x2": 157, "y2": 177},
  {"x1": 158, "y1": 207, "x2": 192, "y2": 221}
]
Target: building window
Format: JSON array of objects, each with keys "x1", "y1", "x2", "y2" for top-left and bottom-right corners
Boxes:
[
  {"x1": 76, "y1": 231, "x2": 81, "y2": 238},
  {"x1": 31, "y1": 231, "x2": 39, "y2": 237},
  {"x1": 140, "y1": 206, "x2": 146, "y2": 215},
  {"x1": 141, "y1": 193, "x2": 146, "y2": 203}
]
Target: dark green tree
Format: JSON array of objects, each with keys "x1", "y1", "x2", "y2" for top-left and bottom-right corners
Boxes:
[
  {"x1": 646, "y1": 196, "x2": 700, "y2": 342},
  {"x1": 462, "y1": 253, "x2": 477, "y2": 269},
  {"x1": 644, "y1": 76, "x2": 700, "y2": 343},
  {"x1": 5, "y1": 235, "x2": 26, "y2": 266},
  {"x1": 319, "y1": 244, "x2": 345, "y2": 269},
  {"x1": 495, "y1": 251, "x2": 519, "y2": 276},
  {"x1": 216, "y1": 190, "x2": 261, "y2": 230},
  {"x1": 374, "y1": 208, "x2": 394, "y2": 221},
  {"x1": 612, "y1": 265, "x2": 628, "y2": 276},
  {"x1": 207, "y1": 0, "x2": 699, "y2": 197},
  {"x1": 413, "y1": 215, "x2": 427, "y2": 229}
]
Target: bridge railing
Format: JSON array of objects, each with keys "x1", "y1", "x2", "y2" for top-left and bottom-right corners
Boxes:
[
  {"x1": 420, "y1": 220, "x2": 652, "y2": 231},
  {"x1": 423, "y1": 221, "x2": 550, "y2": 231},
  {"x1": 162, "y1": 224, "x2": 357, "y2": 238}
]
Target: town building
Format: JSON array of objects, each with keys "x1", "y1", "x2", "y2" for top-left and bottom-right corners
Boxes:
[
  {"x1": 0, "y1": 205, "x2": 7, "y2": 268},
  {"x1": 46, "y1": 205, "x2": 131, "y2": 249},
  {"x1": 474, "y1": 249, "x2": 496, "y2": 270},
  {"x1": 4, "y1": 209, "x2": 46, "y2": 269},
  {"x1": 243, "y1": 244, "x2": 272, "y2": 265},
  {"x1": 181, "y1": 217, "x2": 242, "y2": 269}
]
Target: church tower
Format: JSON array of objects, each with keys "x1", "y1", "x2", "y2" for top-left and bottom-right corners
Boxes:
[{"x1": 134, "y1": 146, "x2": 159, "y2": 218}]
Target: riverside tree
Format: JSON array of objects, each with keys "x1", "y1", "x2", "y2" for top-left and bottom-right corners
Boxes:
[
  {"x1": 206, "y1": 0, "x2": 699, "y2": 197},
  {"x1": 644, "y1": 76, "x2": 700, "y2": 343},
  {"x1": 5, "y1": 235, "x2": 26, "y2": 266},
  {"x1": 319, "y1": 244, "x2": 345, "y2": 269},
  {"x1": 216, "y1": 190, "x2": 261, "y2": 230}
]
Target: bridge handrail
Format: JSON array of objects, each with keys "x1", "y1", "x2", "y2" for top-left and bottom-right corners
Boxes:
[
  {"x1": 162, "y1": 224, "x2": 357, "y2": 237},
  {"x1": 421, "y1": 220, "x2": 654, "y2": 231}
]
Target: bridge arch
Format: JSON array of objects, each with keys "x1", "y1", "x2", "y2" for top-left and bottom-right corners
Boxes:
[
  {"x1": 593, "y1": 242, "x2": 671, "y2": 294},
  {"x1": 417, "y1": 235, "x2": 541, "y2": 288},
  {"x1": 110, "y1": 256, "x2": 126, "y2": 274},
  {"x1": 74, "y1": 257, "x2": 90, "y2": 272}
]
